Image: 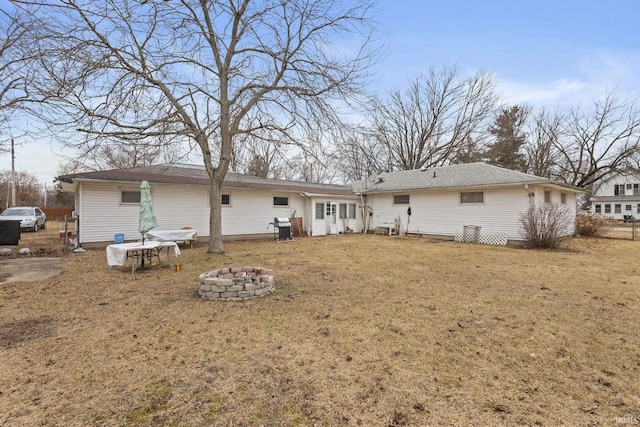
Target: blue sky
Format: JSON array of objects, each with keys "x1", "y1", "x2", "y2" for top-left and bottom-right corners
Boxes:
[
  {"x1": 375, "y1": 0, "x2": 640, "y2": 105},
  {"x1": 3, "y1": 0, "x2": 640, "y2": 184}
]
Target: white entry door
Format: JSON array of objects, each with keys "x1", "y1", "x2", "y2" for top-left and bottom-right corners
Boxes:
[{"x1": 325, "y1": 202, "x2": 338, "y2": 234}]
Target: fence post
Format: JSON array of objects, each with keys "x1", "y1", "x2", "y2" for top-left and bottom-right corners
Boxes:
[{"x1": 63, "y1": 215, "x2": 69, "y2": 255}]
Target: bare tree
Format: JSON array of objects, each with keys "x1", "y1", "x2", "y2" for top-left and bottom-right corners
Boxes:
[
  {"x1": 369, "y1": 66, "x2": 497, "y2": 170},
  {"x1": 17, "y1": 0, "x2": 378, "y2": 253},
  {"x1": 0, "y1": 7, "x2": 36, "y2": 150},
  {"x1": 334, "y1": 126, "x2": 388, "y2": 182},
  {"x1": 79, "y1": 137, "x2": 185, "y2": 170},
  {"x1": 283, "y1": 127, "x2": 340, "y2": 183},
  {"x1": 232, "y1": 130, "x2": 288, "y2": 179},
  {"x1": 554, "y1": 93, "x2": 640, "y2": 188},
  {"x1": 524, "y1": 108, "x2": 563, "y2": 178},
  {"x1": 0, "y1": 170, "x2": 41, "y2": 208}
]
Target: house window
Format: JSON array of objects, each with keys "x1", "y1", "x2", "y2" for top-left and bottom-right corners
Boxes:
[
  {"x1": 595, "y1": 204, "x2": 601, "y2": 213},
  {"x1": 348, "y1": 203, "x2": 356, "y2": 219},
  {"x1": 634, "y1": 184, "x2": 639, "y2": 195},
  {"x1": 637, "y1": 204, "x2": 640, "y2": 213},
  {"x1": 326, "y1": 203, "x2": 331, "y2": 216},
  {"x1": 315, "y1": 203, "x2": 324, "y2": 220},
  {"x1": 393, "y1": 194, "x2": 410, "y2": 205},
  {"x1": 627, "y1": 184, "x2": 633, "y2": 190},
  {"x1": 615, "y1": 204, "x2": 622, "y2": 214},
  {"x1": 221, "y1": 194, "x2": 230, "y2": 205},
  {"x1": 339, "y1": 203, "x2": 347, "y2": 219},
  {"x1": 273, "y1": 196, "x2": 289, "y2": 206},
  {"x1": 605, "y1": 204, "x2": 611, "y2": 213},
  {"x1": 121, "y1": 190, "x2": 141, "y2": 204},
  {"x1": 544, "y1": 190, "x2": 551, "y2": 203},
  {"x1": 614, "y1": 185, "x2": 625, "y2": 196},
  {"x1": 460, "y1": 191, "x2": 484, "y2": 204},
  {"x1": 626, "y1": 205, "x2": 632, "y2": 212},
  {"x1": 560, "y1": 193, "x2": 566, "y2": 204}
]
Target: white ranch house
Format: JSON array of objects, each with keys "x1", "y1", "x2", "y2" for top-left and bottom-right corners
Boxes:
[
  {"x1": 352, "y1": 162, "x2": 582, "y2": 245},
  {"x1": 58, "y1": 162, "x2": 582, "y2": 247},
  {"x1": 589, "y1": 171, "x2": 640, "y2": 221},
  {"x1": 58, "y1": 164, "x2": 362, "y2": 247}
]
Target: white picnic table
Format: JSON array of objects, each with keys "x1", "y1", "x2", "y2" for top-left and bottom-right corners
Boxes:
[
  {"x1": 106, "y1": 241, "x2": 180, "y2": 275},
  {"x1": 145, "y1": 229, "x2": 197, "y2": 245}
]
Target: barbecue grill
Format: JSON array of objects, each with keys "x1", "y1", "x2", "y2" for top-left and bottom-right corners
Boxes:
[{"x1": 269, "y1": 217, "x2": 292, "y2": 241}]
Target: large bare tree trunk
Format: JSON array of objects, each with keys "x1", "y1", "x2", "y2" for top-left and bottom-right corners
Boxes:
[{"x1": 208, "y1": 176, "x2": 224, "y2": 254}]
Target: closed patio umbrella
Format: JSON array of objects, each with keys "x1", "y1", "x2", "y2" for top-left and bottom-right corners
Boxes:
[{"x1": 139, "y1": 180, "x2": 158, "y2": 244}]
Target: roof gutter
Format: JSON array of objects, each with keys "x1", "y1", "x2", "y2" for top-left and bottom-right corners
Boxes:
[{"x1": 359, "y1": 180, "x2": 584, "y2": 195}]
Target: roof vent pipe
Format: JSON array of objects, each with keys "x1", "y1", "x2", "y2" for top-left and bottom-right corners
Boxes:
[{"x1": 433, "y1": 171, "x2": 437, "y2": 178}]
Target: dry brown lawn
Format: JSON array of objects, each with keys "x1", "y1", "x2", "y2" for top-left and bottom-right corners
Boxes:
[{"x1": 0, "y1": 232, "x2": 639, "y2": 426}]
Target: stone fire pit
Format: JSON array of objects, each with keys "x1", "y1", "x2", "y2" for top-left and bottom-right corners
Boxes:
[{"x1": 198, "y1": 266, "x2": 274, "y2": 301}]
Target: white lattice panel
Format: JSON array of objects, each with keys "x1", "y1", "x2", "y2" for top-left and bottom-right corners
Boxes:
[
  {"x1": 454, "y1": 231, "x2": 508, "y2": 246},
  {"x1": 478, "y1": 232, "x2": 508, "y2": 246}
]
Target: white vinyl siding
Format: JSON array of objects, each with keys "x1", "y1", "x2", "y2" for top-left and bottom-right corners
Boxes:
[
  {"x1": 369, "y1": 186, "x2": 577, "y2": 241},
  {"x1": 78, "y1": 182, "x2": 210, "y2": 244},
  {"x1": 222, "y1": 190, "x2": 304, "y2": 236},
  {"x1": 77, "y1": 182, "x2": 309, "y2": 244}
]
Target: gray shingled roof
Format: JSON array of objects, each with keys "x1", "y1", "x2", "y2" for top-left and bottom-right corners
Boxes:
[
  {"x1": 353, "y1": 162, "x2": 582, "y2": 194},
  {"x1": 58, "y1": 164, "x2": 354, "y2": 196}
]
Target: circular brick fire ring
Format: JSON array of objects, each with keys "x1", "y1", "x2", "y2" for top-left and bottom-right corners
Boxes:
[{"x1": 198, "y1": 266, "x2": 274, "y2": 301}]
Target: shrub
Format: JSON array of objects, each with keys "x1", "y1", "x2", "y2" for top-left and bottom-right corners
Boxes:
[
  {"x1": 519, "y1": 202, "x2": 574, "y2": 249},
  {"x1": 575, "y1": 213, "x2": 609, "y2": 237}
]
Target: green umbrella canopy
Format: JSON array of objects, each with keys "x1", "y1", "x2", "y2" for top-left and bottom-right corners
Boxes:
[{"x1": 139, "y1": 180, "x2": 159, "y2": 235}]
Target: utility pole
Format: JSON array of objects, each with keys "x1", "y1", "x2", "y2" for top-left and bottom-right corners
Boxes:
[{"x1": 11, "y1": 138, "x2": 16, "y2": 207}]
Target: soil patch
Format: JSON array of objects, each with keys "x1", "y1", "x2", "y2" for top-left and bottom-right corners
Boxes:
[
  {"x1": 0, "y1": 317, "x2": 56, "y2": 348},
  {"x1": 0, "y1": 257, "x2": 62, "y2": 284}
]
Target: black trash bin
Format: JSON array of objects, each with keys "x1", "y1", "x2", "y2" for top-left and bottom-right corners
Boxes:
[{"x1": 0, "y1": 220, "x2": 21, "y2": 245}]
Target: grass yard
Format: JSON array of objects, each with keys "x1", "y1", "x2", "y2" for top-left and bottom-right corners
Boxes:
[{"x1": 0, "y1": 233, "x2": 639, "y2": 426}]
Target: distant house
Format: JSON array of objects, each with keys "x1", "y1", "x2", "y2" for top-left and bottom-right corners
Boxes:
[
  {"x1": 353, "y1": 162, "x2": 583, "y2": 245},
  {"x1": 58, "y1": 162, "x2": 582, "y2": 248},
  {"x1": 57, "y1": 164, "x2": 362, "y2": 247},
  {"x1": 589, "y1": 171, "x2": 640, "y2": 221}
]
